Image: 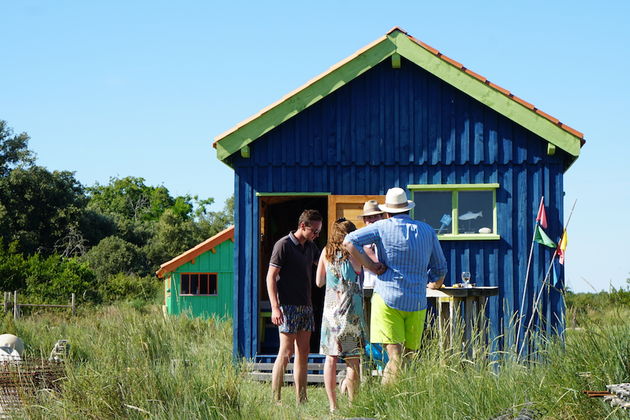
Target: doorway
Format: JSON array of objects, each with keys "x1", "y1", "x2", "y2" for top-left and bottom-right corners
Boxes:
[
  {"x1": 258, "y1": 195, "x2": 328, "y2": 354},
  {"x1": 257, "y1": 193, "x2": 385, "y2": 355}
]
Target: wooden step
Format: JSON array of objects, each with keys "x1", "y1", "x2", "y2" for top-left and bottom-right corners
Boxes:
[{"x1": 248, "y1": 361, "x2": 346, "y2": 384}]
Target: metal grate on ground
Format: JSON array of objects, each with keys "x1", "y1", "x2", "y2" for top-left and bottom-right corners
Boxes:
[{"x1": 0, "y1": 360, "x2": 66, "y2": 415}]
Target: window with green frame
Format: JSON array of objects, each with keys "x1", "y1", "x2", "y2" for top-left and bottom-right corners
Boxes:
[{"x1": 408, "y1": 184, "x2": 500, "y2": 240}]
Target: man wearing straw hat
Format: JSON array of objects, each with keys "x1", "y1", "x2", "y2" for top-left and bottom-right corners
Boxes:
[{"x1": 344, "y1": 187, "x2": 447, "y2": 383}]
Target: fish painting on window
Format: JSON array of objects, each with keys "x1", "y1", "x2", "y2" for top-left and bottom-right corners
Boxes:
[{"x1": 458, "y1": 211, "x2": 483, "y2": 221}]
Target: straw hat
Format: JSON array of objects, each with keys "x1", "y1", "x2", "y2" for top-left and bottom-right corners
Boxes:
[
  {"x1": 378, "y1": 187, "x2": 415, "y2": 213},
  {"x1": 358, "y1": 200, "x2": 384, "y2": 217}
]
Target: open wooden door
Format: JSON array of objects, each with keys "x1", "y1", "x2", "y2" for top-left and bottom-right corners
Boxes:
[{"x1": 327, "y1": 194, "x2": 386, "y2": 235}]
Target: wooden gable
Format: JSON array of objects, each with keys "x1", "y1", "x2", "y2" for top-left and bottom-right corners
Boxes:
[{"x1": 214, "y1": 27, "x2": 584, "y2": 169}]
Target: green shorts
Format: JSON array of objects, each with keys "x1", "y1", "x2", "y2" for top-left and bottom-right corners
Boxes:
[{"x1": 370, "y1": 293, "x2": 426, "y2": 350}]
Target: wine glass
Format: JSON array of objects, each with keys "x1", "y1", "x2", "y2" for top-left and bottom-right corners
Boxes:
[{"x1": 461, "y1": 271, "x2": 471, "y2": 288}]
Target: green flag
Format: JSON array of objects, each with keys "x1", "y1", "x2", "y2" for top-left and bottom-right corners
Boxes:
[{"x1": 534, "y1": 224, "x2": 556, "y2": 248}]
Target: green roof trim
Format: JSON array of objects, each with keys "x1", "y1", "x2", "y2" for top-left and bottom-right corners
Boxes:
[
  {"x1": 407, "y1": 183, "x2": 499, "y2": 190},
  {"x1": 215, "y1": 29, "x2": 582, "y2": 164},
  {"x1": 215, "y1": 37, "x2": 396, "y2": 162},
  {"x1": 390, "y1": 32, "x2": 581, "y2": 157}
]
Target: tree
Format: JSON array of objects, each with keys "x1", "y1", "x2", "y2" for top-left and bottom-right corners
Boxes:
[
  {"x1": 83, "y1": 236, "x2": 148, "y2": 282},
  {"x1": 0, "y1": 120, "x2": 35, "y2": 177},
  {"x1": 87, "y1": 176, "x2": 190, "y2": 247},
  {"x1": 0, "y1": 239, "x2": 98, "y2": 304},
  {"x1": 195, "y1": 195, "x2": 234, "y2": 241},
  {"x1": 87, "y1": 176, "x2": 179, "y2": 223},
  {"x1": 144, "y1": 208, "x2": 199, "y2": 268},
  {"x1": 78, "y1": 209, "x2": 117, "y2": 248},
  {"x1": 0, "y1": 240, "x2": 28, "y2": 291},
  {"x1": 25, "y1": 254, "x2": 97, "y2": 304},
  {"x1": 0, "y1": 166, "x2": 86, "y2": 255}
]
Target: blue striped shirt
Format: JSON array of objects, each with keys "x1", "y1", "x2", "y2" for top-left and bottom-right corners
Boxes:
[{"x1": 345, "y1": 214, "x2": 448, "y2": 311}]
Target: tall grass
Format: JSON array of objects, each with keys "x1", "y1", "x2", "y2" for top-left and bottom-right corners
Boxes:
[
  {"x1": 7, "y1": 302, "x2": 630, "y2": 419},
  {"x1": 346, "y1": 308, "x2": 630, "y2": 419}
]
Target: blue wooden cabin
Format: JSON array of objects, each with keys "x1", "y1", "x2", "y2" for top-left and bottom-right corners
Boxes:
[{"x1": 214, "y1": 27, "x2": 584, "y2": 359}]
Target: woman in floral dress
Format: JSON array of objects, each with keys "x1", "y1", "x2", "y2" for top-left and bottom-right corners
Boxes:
[{"x1": 315, "y1": 218, "x2": 366, "y2": 412}]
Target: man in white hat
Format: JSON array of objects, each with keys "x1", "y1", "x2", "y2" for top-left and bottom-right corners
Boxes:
[{"x1": 343, "y1": 187, "x2": 447, "y2": 383}]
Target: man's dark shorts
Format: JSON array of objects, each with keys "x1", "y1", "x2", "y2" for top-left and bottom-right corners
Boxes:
[{"x1": 279, "y1": 305, "x2": 314, "y2": 334}]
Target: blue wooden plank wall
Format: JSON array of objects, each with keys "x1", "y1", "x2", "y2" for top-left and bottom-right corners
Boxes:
[{"x1": 231, "y1": 57, "x2": 568, "y2": 359}]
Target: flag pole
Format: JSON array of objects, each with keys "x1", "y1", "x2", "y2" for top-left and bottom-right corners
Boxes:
[
  {"x1": 518, "y1": 248, "x2": 558, "y2": 360},
  {"x1": 518, "y1": 199, "x2": 578, "y2": 359},
  {"x1": 516, "y1": 196, "x2": 544, "y2": 350}
]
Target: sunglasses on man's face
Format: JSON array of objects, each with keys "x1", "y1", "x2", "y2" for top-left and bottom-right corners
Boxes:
[{"x1": 305, "y1": 226, "x2": 321, "y2": 235}]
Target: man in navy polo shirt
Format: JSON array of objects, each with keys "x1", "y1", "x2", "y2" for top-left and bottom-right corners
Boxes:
[{"x1": 266, "y1": 209, "x2": 322, "y2": 403}]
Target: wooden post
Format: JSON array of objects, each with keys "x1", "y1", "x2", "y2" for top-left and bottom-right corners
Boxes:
[
  {"x1": 13, "y1": 291, "x2": 17, "y2": 320},
  {"x1": 464, "y1": 296, "x2": 474, "y2": 358},
  {"x1": 71, "y1": 293, "x2": 76, "y2": 316},
  {"x1": 3, "y1": 292, "x2": 7, "y2": 313}
]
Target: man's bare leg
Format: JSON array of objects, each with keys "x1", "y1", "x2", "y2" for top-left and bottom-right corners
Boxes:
[
  {"x1": 293, "y1": 330, "x2": 311, "y2": 403},
  {"x1": 382, "y1": 343, "x2": 403, "y2": 385},
  {"x1": 272, "y1": 332, "x2": 295, "y2": 402}
]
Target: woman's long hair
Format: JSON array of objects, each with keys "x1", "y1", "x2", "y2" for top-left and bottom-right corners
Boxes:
[{"x1": 325, "y1": 218, "x2": 357, "y2": 263}]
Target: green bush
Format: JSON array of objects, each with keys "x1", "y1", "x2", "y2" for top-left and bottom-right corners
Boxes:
[
  {"x1": 99, "y1": 273, "x2": 161, "y2": 304},
  {"x1": 609, "y1": 278, "x2": 630, "y2": 306},
  {"x1": 25, "y1": 253, "x2": 97, "y2": 304},
  {"x1": 0, "y1": 239, "x2": 28, "y2": 291},
  {"x1": 83, "y1": 236, "x2": 148, "y2": 281},
  {"x1": 1, "y1": 240, "x2": 99, "y2": 304},
  {"x1": 565, "y1": 277, "x2": 630, "y2": 327}
]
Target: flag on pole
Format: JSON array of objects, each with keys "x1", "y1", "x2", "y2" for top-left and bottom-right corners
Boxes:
[
  {"x1": 557, "y1": 230, "x2": 568, "y2": 264},
  {"x1": 534, "y1": 224, "x2": 556, "y2": 248},
  {"x1": 536, "y1": 198, "x2": 548, "y2": 229}
]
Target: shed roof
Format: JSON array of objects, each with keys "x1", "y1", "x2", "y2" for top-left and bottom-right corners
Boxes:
[
  {"x1": 155, "y1": 226, "x2": 234, "y2": 278},
  {"x1": 214, "y1": 27, "x2": 584, "y2": 166}
]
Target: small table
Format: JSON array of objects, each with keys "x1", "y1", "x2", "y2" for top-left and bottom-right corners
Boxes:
[
  {"x1": 427, "y1": 286, "x2": 498, "y2": 356},
  {"x1": 363, "y1": 286, "x2": 498, "y2": 356}
]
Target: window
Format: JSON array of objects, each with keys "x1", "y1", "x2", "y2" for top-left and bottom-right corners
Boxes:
[
  {"x1": 408, "y1": 184, "x2": 499, "y2": 240},
  {"x1": 180, "y1": 273, "x2": 218, "y2": 295}
]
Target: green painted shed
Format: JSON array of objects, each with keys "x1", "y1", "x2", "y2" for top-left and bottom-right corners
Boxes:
[{"x1": 156, "y1": 226, "x2": 234, "y2": 318}]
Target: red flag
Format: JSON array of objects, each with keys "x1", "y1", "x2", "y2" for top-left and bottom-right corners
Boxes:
[{"x1": 536, "y1": 197, "x2": 548, "y2": 229}]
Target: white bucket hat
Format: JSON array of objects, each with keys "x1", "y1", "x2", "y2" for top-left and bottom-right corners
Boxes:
[
  {"x1": 358, "y1": 200, "x2": 384, "y2": 217},
  {"x1": 379, "y1": 187, "x2": 415, "y2": 213}
]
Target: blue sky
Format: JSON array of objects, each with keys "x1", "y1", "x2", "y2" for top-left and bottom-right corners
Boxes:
[{"x1": 1, "y1": 1, "x2": 628, "y2": 292}]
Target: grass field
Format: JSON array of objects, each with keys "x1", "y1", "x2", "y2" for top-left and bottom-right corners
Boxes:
[{"x1": 5, "y1": 300, "x2": 630, "y2": 419}]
